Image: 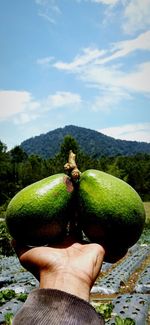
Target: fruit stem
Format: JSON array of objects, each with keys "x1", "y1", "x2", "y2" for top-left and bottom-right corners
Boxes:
[{"x1": 64, "y1": 150, "x2": 81, "y2": 182}]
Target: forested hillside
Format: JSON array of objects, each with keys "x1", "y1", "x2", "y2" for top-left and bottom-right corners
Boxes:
[
  {"x1": 21, "y1": 125, "x2": 150, "y2": 158},
  {"x1": 0, "y1": 136, "x2": 150, "y2": 209}
]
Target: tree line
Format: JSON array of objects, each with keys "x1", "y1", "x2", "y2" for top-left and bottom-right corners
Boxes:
[{"x1": 0, "y1": 135, "x2": 150, "y2": 209}]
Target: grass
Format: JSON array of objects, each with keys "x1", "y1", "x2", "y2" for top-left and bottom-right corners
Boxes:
[{"x1": 143, "y1": 202, "x2": 150, "y2": 227}]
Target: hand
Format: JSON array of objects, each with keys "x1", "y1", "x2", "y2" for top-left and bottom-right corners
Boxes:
[{"x1": 13, "y1": 237, "x2": 105, "y2": 301}]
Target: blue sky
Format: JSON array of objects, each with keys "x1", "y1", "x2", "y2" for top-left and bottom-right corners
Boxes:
[{"x1": 0, "y1": 0, "x2": 150, "y2": 150}]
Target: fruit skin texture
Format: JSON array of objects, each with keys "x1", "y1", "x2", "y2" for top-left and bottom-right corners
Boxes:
[
  {"x1": 77, "y1": 170, "x2": 146, "y2": 262},
  {"x1": 6, "y1": 174, "x2": 74, "y2": 246}
]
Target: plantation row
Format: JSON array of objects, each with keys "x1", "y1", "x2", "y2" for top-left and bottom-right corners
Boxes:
[
  {"x1": 92, "y1": 245, "x2": 150, "y2": 294},
  {"x1": 91, "y1": 242, "x2": 150, "y2": 324}
]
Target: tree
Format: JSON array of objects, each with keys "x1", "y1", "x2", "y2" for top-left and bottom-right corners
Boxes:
[
  {"x1": 10, "y1": 146, "x2": 28, "y2": 163},
  {"x1": 0, "y1": 141, "x2": 12, "y2": 205},
  {"x1": 60, "y1": 135, "x2": 80, "y2": 161},
  {"x1": 10, "y1": 146, "x2": 28, "y2": 186},
  {"x1": 0, "y1": 140, "x2": 7, "y2": 154}
]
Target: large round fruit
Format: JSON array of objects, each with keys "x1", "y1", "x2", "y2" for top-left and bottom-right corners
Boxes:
[
  {"x1": 5, "y1": 151, "x2": 146, "y2": 263},
  {"x1": 77, "y1": 170, "x2": 146, "y2": 262},
  {"x1": 6, "y1": 174, "x2": 74, "y2": 246}
]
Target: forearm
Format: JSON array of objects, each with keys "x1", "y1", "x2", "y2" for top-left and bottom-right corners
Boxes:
[{"x1": 40, "y1": 269, "x2": 91, "y2": 301}]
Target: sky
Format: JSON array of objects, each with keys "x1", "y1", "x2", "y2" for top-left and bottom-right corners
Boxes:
[{"x1": 0, "y1": 0, "x2": 150, "y2": 150}]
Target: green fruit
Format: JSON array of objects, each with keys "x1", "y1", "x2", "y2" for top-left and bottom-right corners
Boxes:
[
  {"x1": 77, "y1": 170, "x2": 146, "y2": 262},
  {"x1": 6, "y1": 174, "x2": 74, "y2": 245},
  {"x1": 5, "y1": 150, "x2": 146, "y2": 263}
]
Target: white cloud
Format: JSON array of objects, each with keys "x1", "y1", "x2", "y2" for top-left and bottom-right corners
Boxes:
[
  {"x1": 13, "y1": 113, "x2": 40, "y2": 125},
  {"x1": 99, "y1": 123, "x2": 150, "y2": 142},
  {"x1": 91, "y1": 87, "x2": 131, "y2": 111},
  {"x1": 35, "y1": 0, "x2": 61, "y2": 13},
  {"x1": 53, "y1": 31, "x2": 150, "y2": 70},
  {"x1": 37, "y1": 56, "x2": 54, "y2": 66},
  {"x1": 38, "y1": 12, "x2": 56, "y2": 24},
  {"x1": 45, "y1": 91, "x2": 82, "y2": 108},
  {"x1": 81, "y1": 60, "x2": 150, "y2": 94},
  {"x1": 100, "y1": 30, "x2": 150, "y2": 64},
  {"x1": 92, "y1": 0, "x2": 150, "y2": 34},
  {"x1": 0, "y1": 91, "x2": 40, "y2": 121},
  {"x1": 52, "y1": 31, "x2": 150, "y2": 109},
  {"x1": 35, "y1": 0, "x2": 61, "y2": 24},
  {"x1": 90, "y1": 0, "x2": 150, "y2": 34},
  {"x1": 123, "y1": 0, "x2": 150, "y2": 34},
  {"x1": 0, "y1": 90, "x2": 82, "y2": 124},
  {"x1": 119, "y1": 61, "x2": 150, "y2": 93},
  {"x1": 36, "y1": 0, "x2": 150, "y2": 33},
  {"x1": 53, "y1": 47, "x2": 106, "y2": 71}
]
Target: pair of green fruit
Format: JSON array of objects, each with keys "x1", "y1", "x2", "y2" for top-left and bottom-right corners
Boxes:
[{"x1": 6, "y1": 151, "x2": 145, "y2": 262}]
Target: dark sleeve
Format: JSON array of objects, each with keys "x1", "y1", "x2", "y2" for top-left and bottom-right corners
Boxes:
[{"x1": 12, "y1": 288, "x2": 105, "y2": 325}]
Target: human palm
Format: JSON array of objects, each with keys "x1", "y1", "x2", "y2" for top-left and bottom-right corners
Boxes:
[{"x1": 14, "y1": 239, "x2": 105, "y2": 301}]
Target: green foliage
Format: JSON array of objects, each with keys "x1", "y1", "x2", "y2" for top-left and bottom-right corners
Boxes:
[
  {"x1": 94, "y1": 302, "x2": 114, "y2": 319},
  {"x1": 0, "y1": 140, "x2": 7, "y2": 154},
  {"x1": 94, "y1": 303, "x2": 135, "y2": 324},
  {"x1": 16, "y1": 292, "x2": 28, "y2": 302},
  {"x1": 60, "y1": 135, "x2": 79, "y2": 160},
  {"x1": 0, "y1": 221, "x2": 15, "y2": 256},
  {"x1": 0, "y1": 203, "x2": 7, "y2": 218},
  {"x1": 0, "y1": 289, "x2": 28, "y2": 306},
  {"x1": 4, "y1": 312, "x2": 14, "y2": 325},
  {"x1": 114, "y1": 315, "x2": 135, "y2": 325},
  {"x1": 144, "y1": 202, "x2": 150, "y2": 227},
  {"x1": 0, "y1": 289, "x2": 16, "y2": 306}
]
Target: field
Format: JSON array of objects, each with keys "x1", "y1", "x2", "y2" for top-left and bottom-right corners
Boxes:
[{"x1": 0, "y1": 202, "x2": 150, "y2": 324}]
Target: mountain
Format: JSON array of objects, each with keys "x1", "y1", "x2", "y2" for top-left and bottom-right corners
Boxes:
[{"x1": 20, "y1": 125, "x2": 150, "y2": 158}]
